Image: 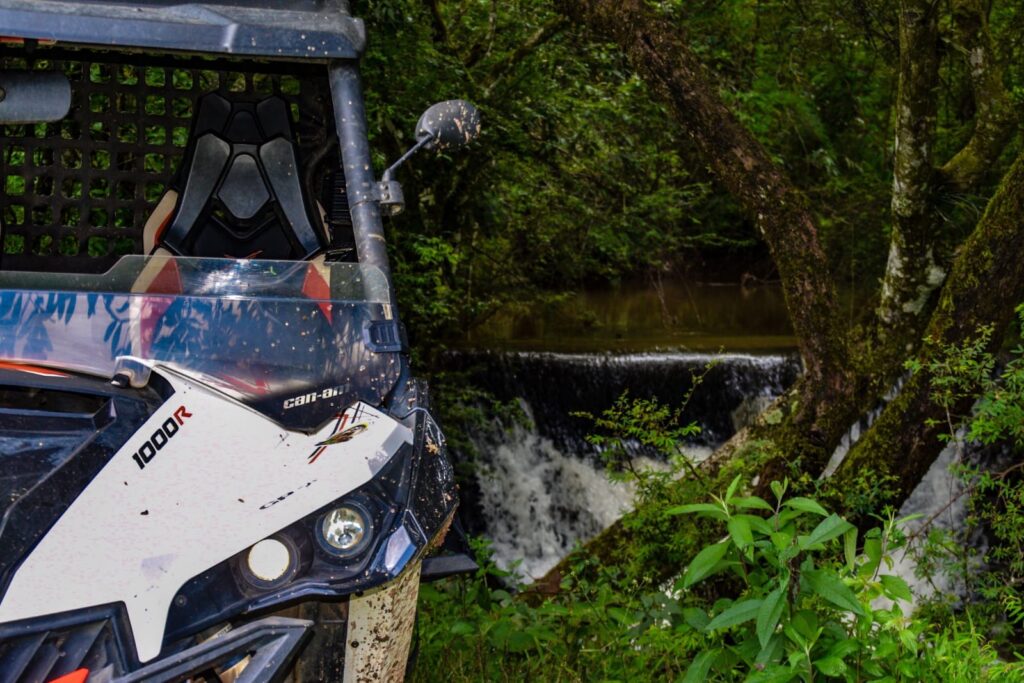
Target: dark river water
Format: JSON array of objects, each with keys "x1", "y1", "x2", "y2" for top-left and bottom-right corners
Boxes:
[{"x1": 465, "y1": 281, "x2": 800, "y2": 353}]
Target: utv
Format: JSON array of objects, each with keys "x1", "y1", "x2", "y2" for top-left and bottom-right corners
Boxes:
[{"x1": 0, "y1": 2, "x2": 479, "y2": 682}]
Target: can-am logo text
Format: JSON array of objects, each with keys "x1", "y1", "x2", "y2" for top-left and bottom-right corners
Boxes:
[{"x1": 132, "y1": 406, "x2": 192, "y2": 470}]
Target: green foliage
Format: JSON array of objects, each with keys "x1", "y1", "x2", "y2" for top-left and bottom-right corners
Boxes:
[
  {"x1": 412, "y1": 538, "x2": 701, "y2": 681},
  {"x1": 414, "y1": 484, "x2": 1024, "y2": 682},
  {"x1": 909, "y1": 309, "x2": 1024, "y2": 654},
  {"x1": 670, "y1": 477, "x2": 935, "y2": 681},
  {"x1": 906, "y1": 324, "x2": 996, "y2": 438}
]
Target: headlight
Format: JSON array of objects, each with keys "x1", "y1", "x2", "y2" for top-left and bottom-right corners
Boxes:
[
  {"x1": 241, "y1": 536, "x2": 299, "y2": 590},
  {"x1": 318, "y1": 504, "x2": 372, "y2": 557}
]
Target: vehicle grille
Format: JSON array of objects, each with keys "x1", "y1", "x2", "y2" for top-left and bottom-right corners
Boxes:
[{"x1": 0, "y1": 618, "x2": 123, "y2": 683}]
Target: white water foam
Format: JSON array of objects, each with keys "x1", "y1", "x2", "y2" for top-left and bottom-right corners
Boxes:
[
  {"x1": 474, "y1": 402, "x2": 710, "y2": 579},
  {"x1": 507, "y1": 350, "x2": 796, "y2": 369},
  {"x1": 890, "y1": 436, "x2": 985, "y2": 608}
]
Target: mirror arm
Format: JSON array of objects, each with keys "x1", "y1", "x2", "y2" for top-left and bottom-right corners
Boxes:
[
  {"x1": 377, "y1": 135, "x2": 435, "y2": 217},
  {"x1": 381, "y1": 135, "x2": 434, "y2": 184}
]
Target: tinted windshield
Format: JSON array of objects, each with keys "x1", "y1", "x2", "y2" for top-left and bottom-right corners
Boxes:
[{"x1": 0, "y1": 256, "x2": 400, "y2": 426}]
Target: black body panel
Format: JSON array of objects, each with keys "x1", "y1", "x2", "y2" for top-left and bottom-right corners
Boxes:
[{"x1": 0, "y1": 1, "x2": 364, "y2": 60}]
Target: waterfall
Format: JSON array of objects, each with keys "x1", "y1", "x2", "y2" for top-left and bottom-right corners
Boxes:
[
  {"x1": 452, "y1": 351, "x2": 801, "y2": 578},
  {"x1": 452, "y1": 348, "x2": 1000, "y2": 604}
]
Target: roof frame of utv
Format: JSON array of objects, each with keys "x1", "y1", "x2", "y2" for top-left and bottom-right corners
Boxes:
[{"x1": 0, "y1": 0, "x2": 395, "y2": 307}]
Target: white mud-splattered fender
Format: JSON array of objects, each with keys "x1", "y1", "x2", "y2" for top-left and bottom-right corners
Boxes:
[{"x1": 0, "y1": 365, "x2": 412, "y2": 663}]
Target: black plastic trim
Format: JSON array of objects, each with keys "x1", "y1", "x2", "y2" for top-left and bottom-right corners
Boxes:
[
  {"x1": 116, "y1": 617, "x2": 312, "y2": 683},
  {"x1": 0, "y1": 1, "x2": 365, "y2": 61}
]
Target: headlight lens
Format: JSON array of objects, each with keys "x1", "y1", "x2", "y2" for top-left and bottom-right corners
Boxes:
[
  {"x1": 240, "y1": 536, "x2": 299, "y2": 589},
  {"x1": 319, "y1": 505, "x2": 371, "y2": 557}
]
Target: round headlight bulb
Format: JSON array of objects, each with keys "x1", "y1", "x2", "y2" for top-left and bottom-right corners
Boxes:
[
  {"x1": 247, "y1": 539, "x2": 291, "y2": 581},
  {"x1": 241, "y1": 536, "x2": 300, "y2": 590},
  {"x1": 319, "y1": 505, "x2": 371, "y2": 557}
]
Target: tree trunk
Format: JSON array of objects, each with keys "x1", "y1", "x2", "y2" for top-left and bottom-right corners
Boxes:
[
  {"x1": 552, "y1": 0, "x2": 849, "y2": 393},
  {"x1": 876, "y1": 0, "x2": 943, "y2": 347},
  {"x1": 531, "y1": 0, "x2": 1023, "y2": 590},
  {"x1": 836, "y1": 150, "x2": 1024, "y2": 509},
  {"x1": 938, "y1": 0, "x2": 1018, "y2": 192}
]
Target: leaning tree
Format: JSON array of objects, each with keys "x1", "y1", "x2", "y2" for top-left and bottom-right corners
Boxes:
[{"x1": 536, "y1": 0, "x2": 1024, "y2": 587}]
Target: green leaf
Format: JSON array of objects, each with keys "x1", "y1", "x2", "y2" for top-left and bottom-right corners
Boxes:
[
  {"x1": 880, "y1": 574, "x2": 913, "y2": 602},
  {"x1": 726, "y1": 474, "x2": 743, "y2": 502},
  {"x1": 683, "y1": 541, "x2": 730, "y2": 588},
  {"x1": 770, "y1": 531, "x2": 793, "y2": 550},
  {"x1": 746, "y1": 668, "x2": 796, "y2": 683},
  {"x1": 734, "y1": 496, "x2": 774, "y2": 511},
  {"x1": 705, "y1": 598, "x2": 763, "y2": 631},
  {"x1": 899, "y1": 628, "x2": 919, "y2": 655},
  {"x1": 665, "y1": 503, "x2": 728, "y2": 521},
  {"x1": 728, "y1": 516, "x2": 754, "y2": 549},
  {"x1": 783, "y1": 497, "x2": 829, "y2": 516},
  {"x1": 607, "y1": 606, "x2": 633, "y2": 624},
  {"x1": 682, "y1": 607, "x2": 710, "y2": 631},
  {"x1": 814, "y1": 656, "x2": 847, "y2": 677},
  {"x1": 757, "y1": 586, "x2": 786, "y2": 647},
  {"x1": 682, "y1": 648, "x2": 719, "y2": 683},
  {"x1": 804, "y1": 569, "x2": 865, "y2": 615},
  {"x1": 507, "y1": 630, "x2": 535, "y2": 653},
  {"x1": 450, "y1": 620, "x2": 476, "y2": 636},
  {"x1": 843, "y1": 527, "x2": 858, "y2": 571},
  {"x1": 826, "y1": 638, "x2": 861, "y2": 660},
  {"x1": 800, "y1": 514, "x2": 854, "y2": 549},
  {"x1": 770, "y1": 480, "x2": 787, "y2": 501},
  {"x1": 862, "y1": 536, "x2": 883, "y2": 575},
  {"x1": 790, "y1": 610, "x2": 819, "y2": 642},
  {"x1": 736, "y1": 513, "x2": 773, "y2": 536}
]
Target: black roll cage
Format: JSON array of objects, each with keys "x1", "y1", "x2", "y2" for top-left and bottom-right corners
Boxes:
[{"x1": 0, "y1": 0, "x2": 399, "y2": 310}]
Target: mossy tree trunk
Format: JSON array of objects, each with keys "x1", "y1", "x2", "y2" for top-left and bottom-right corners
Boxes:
[
  {"x1": 535, "y1": 0, "x2": 1023, "y2": 587},
  {"x1": 876, "y1": 0, "x2": 943, "y2": 349},
  {"x1": 835, "y1": 152, "x2": 1024, "y2": 509}
]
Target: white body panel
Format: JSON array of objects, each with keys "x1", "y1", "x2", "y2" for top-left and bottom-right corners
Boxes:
[{"x1": 0, "y1": 366, "x2": 412, "y2": 662}]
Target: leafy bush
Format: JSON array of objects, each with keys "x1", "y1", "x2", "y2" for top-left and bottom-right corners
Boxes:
[
  {"x1": 907, "y1": 310, "x2": 1024, "y2": 655},
  {"x1": 670, "y1": 477, "x2": 993, "y2": 681},
  {"x1": 413, "y1": 478, "x2": 1024, "y2": 681}
]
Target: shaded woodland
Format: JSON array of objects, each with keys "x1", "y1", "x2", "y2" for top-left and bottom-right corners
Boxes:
[{"x1": 354, "y1": 1, "x2": 1024, "y2": 679}]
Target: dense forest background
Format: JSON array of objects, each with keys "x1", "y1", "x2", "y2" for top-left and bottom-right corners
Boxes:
[
  {"x1": 350, "y1": 0, "x2": 1024, "y2": 680},
  {"x1": 356, "y1": 0, "x2": 1020, "y2": 351}
]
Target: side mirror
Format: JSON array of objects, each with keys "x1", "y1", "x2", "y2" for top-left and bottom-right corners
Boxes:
[
  {"x1": 415, "y1": 100, "x2": 482, "y2": 151},
  {"x1": 377, "y1": 100, "x2": 481, "y2": 216}
]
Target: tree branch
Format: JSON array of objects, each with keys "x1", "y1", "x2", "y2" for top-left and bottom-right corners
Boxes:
[
  {"x1": 483, "y1": 16, "x2": 571, "y2": 95},
  {"x1": 553, "y1": 0, "x2": 849, "y2": 395},
  {"x1": 423, "y1": 0, "x2": 450, "y2": 47},
  {"x1": 937, "y1": 0, "x2": 1019, "y2": 192}
]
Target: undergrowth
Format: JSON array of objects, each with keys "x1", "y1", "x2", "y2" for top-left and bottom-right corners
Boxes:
[{"x1": 414, "y1": 313, "x2": 1024, "y2": 681}]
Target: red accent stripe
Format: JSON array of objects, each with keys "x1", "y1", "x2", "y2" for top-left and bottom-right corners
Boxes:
[
  {"x1": 153, "y1": 212, "x2": 173, "y2": 246},
  {"x1": 307, "y1": 446, "x2": 327, "y2": 464},
  {"x1": 301, "y1": 264, "x2": 333, "y2": 324},
  {"x1": 49, "y1": 669, "x2": 88, "y2": 683},
  {"x1": 0, "y1": 361, "x2": 68, "y2": 377}
]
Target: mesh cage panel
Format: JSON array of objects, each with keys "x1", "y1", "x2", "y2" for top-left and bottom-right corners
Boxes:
[{"x1": 0, "y1": 47, "x2": 341, "y2": 273}]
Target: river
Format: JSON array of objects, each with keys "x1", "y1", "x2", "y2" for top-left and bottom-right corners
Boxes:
[{"x1": 450, "y1": 279, "x2": 978, "y2": 600}]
